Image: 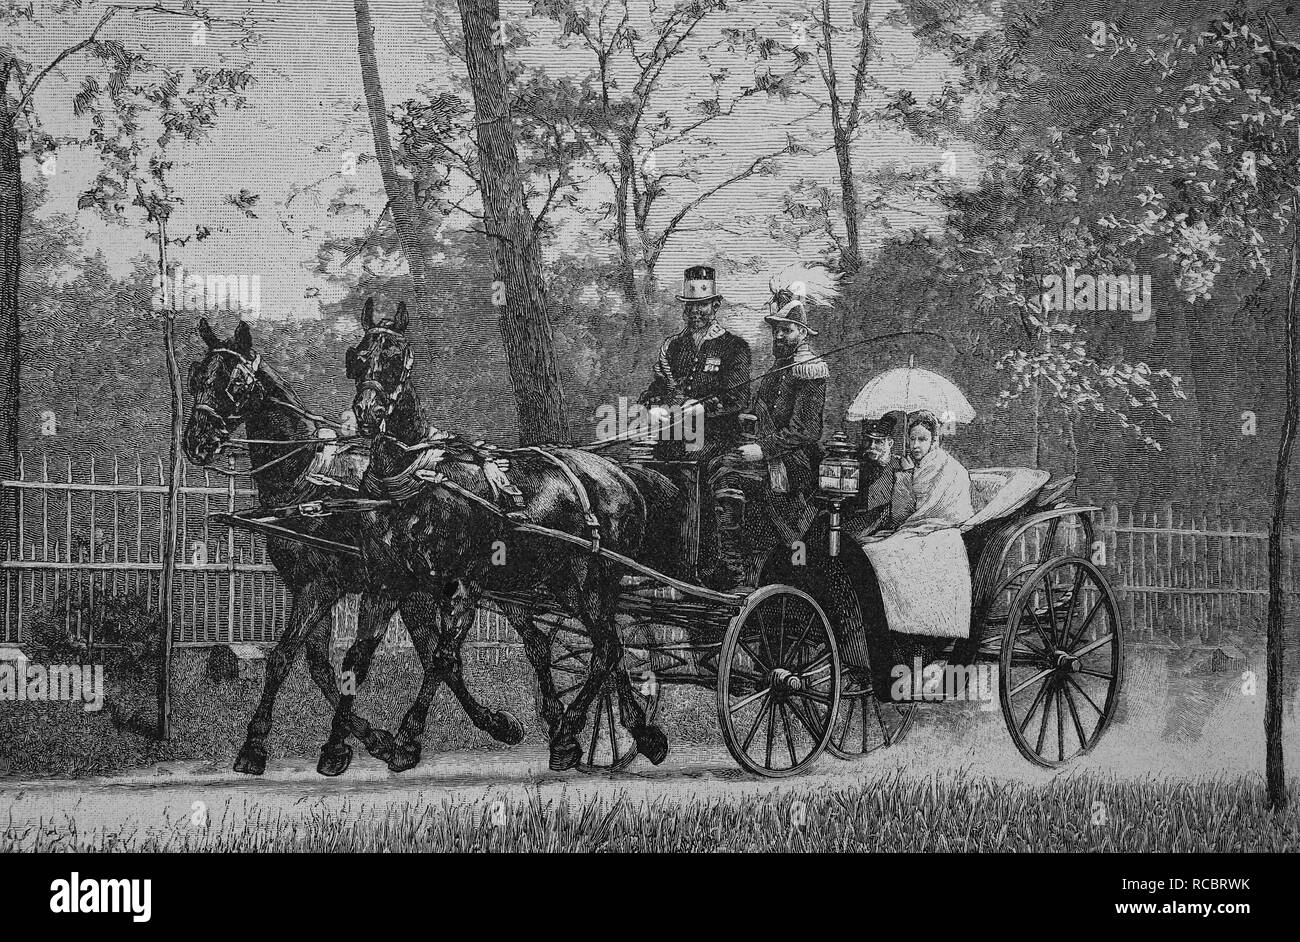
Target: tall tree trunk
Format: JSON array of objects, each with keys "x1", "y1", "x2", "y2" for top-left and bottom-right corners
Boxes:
[
  {"x1": 0, "y1": 106, "x2": 21, "y2": 532},
  {"x1": 1265, "y1": 209, "x2": 1299, "y2": 812},
  {"x1": 456, "y1": 0, "x2": 568, "y2": 443},
  {"x1": 354, "y1": 0, "x2": 439, "y2": 358},
  {"x1": 612, "y1": 130, "x2": 651, "y2": 374},
  {"x1": 156, "y1": 219, "x2": 179, "y2": 740}
]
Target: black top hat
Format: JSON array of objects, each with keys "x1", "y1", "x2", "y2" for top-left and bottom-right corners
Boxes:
[{"x1": 861, "y1": 417, "x2": 896, "y2": 440}]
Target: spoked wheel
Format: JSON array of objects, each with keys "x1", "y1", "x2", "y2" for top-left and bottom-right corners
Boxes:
[
  {"x1": 999, "y1": 556, "x2": 1123, "y2": 767},
  {"x1": 547, "y1": 618, "x2": 660, "y2": 773},
  {"x1": 717, "y1": 585, "x2": 841, "y2": 777},
  {"x1": 828, "y1": 670, "x2": 916, "y2": 760}
]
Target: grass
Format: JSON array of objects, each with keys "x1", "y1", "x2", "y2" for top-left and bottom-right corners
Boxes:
[
  {"x1": 5, "y1": 772, "x2": 1298, "y2": 852},
  {"x1": 0, "y1": 646, "x2": 722, "y2": 779}
]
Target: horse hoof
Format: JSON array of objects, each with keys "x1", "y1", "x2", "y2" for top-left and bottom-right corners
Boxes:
[
  {"x1": 317, "y1": 743, "x2": 353, "y2": 777},
  {"x1": 549, "y1": 736, "x2": 582, "y2": 772},
  {"x1": 635, "y1": 725, "x2": 669, "y2": 766},
  {"x1": 363, "y1": 729, "x2": 396, "y2": 763},
  {"x1": 234, "y1": 741, "x2": 267, "y2": 776},
  {"x1": 490, "y1": 711, "x2": 525, "y2": 746},
  {"x1": 387, "y1": 741, "x2": 421, "y2": 773}
]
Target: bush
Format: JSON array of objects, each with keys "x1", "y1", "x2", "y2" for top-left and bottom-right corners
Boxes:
[{"x1": 26, "y1": 590, "x2": 162, "y2": 669}]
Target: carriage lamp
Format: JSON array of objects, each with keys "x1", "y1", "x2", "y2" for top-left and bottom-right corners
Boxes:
[{"x1": 818, "y1": 432, "x2": 860, "y2": 557}]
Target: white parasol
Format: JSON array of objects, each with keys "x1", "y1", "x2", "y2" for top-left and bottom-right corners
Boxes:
[{"x1": 845, "y1": 359, "x2": 975, "y2": 425}]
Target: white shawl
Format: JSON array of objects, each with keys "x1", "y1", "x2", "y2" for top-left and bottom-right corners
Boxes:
[{"x1": 895, "y1": 445, "x2": 974, "y2": 534}]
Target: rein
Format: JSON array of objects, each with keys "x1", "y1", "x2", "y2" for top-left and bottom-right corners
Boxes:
[
  {"x1": 202, "y1": 442, "x2": 320, "y2": 478},
  {"x1": 193, "y1": 346, "x2": 351, "y2": 478}
]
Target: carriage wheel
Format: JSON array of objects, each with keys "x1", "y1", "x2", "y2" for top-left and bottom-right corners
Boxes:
[
  {"x1": 999, "y1": 556, "x2": 1123, "y2": 767},
  {"x1": 828, "y1": 671, "x2": 916, "y2": 760},
  {"x1": 717, "y1": 585, "x2": 841, "y2": 777},
  {"x1": 547, "y1": 619, "x2": 660, "y2": 773}
]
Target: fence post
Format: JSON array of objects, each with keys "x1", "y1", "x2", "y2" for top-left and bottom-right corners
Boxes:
[{"x1": 227, "y1": 457, "x2": 237, "y2": 645}]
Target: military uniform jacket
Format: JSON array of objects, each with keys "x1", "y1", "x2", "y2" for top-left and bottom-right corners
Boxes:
[
  {"x1": 640, "y1": 323, "x2": 752, "y2": 452},
  {"x1": 751, "y1": 346, "x2": 828, "y2": 492}
]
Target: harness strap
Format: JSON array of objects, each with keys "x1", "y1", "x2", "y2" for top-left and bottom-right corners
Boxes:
[
  {"x1": 211, "y1": 509, "x2": 368, "y2": 558},
  {"x1": 525, "y1": 448, "x2": 601, "y2": 554}
]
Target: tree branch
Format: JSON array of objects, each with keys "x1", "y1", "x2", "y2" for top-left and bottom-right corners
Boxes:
[
  {"x1": 847, "y1": 0, "x2": 873, "y2": 131},
  {"x1": 646, "y1": 147, "x2": 786, "y2": 264},
  {"x1": 340, "y1": 197, "x2": 393, "y2": 265},
  {"x1": 16, "y1": 2, "x2": 242, "y2": 113}
]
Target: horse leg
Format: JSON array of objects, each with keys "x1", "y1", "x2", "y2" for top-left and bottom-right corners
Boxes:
[
  {"x1": 510, "y1": 610, "x2": 565, "y2": 740},
  {"x1": 318, "y1": 592, "x2": 397, "y2": 777},
  {"x1": 304, "y1": 608, "x2": 394, "y2": 763},
  {"x1": 389, "y1": 589, "x2": 525, "y2": 773},
  {"x1": 235, "y1": 580, "x2": 338, "y2": 775},
  {"x1": 434, "y1": 588, "x2": 525, "y2": 745},
  {"x1": 612, "y1": 655, "x2": 668, "y2": 766},
  {"x1": 551, "y1": 570, "x2": 626, "y2": 771}
]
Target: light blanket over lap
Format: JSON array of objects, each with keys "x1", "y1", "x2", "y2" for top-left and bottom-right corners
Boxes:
[
  {"x1": 856, "y1": 445, "x2": 976, "y2": 638},
  {"x1": 860, "y1": 528, "x2": 972, "y2": 637}
]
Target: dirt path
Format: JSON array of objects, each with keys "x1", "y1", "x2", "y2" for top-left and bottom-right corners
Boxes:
[{"x1": 2, "y1": 676, "x2": 1293, "y2": 850}]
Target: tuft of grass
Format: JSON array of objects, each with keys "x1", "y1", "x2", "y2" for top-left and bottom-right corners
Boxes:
[{"x1": 4, "y1": 771, "x2": 1298, "y2": 852}]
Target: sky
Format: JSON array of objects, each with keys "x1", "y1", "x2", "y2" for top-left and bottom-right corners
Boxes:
[{"x1": 19, "y1": 0, "x2": 978, "y2": 345}]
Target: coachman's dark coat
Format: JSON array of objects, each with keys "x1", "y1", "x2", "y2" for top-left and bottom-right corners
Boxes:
[{"x1": 640, "y1": 326, "x2": 752, "y2": 456}]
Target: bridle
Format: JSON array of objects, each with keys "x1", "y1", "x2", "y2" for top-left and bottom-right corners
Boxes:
[
  {"x1": 191, "y1": 346, "x2": 347, "y2": 476},
  {"x1": 191, "y1": 346, "x2": 264, "y2": 440},
  {"x1": 352, "y1": 325, "x2": 415, "y2": 437}
]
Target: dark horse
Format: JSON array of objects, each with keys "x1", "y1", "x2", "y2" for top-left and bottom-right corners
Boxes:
[
  {"x1": 182, "y1": 317, "x2": 522, "y2": 776},
  {"x1": 339, "y1": 300, "x2": 670, "y2": 771}
]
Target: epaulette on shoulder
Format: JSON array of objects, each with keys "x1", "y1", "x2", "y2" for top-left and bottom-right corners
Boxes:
[{"x1": 791, "y1": 357, "x2": 829, "y2": 380}]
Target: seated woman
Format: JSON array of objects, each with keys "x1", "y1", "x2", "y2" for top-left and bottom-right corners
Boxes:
[{"x1": 889, "y1": 410, "x2": 973, "y2": 535}]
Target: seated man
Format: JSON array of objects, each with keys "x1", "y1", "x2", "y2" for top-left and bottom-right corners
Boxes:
[
  {"x1": 709, "y1": 287, "x2": 827, "y2": 589},
  {"x1": 843, "y1": 416, "x2": 909, "y2": 542},
  {"x1": 639, "y1": 265, "x2": 752, "y2": 462}
]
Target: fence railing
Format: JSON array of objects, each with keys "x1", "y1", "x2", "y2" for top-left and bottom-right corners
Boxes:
[
  {"x1": 1, "y1": 454, "x2": 287, "y2": 645},
  {"x1": 0, "y1": 453, "x2": 507, "y2": 649},
  {"x1": 1096, "y1": 503, "x2": 1298, "y2": 645},
  {"x1": 2, "y1": 453, "x2": 1295, "y2": 650}
]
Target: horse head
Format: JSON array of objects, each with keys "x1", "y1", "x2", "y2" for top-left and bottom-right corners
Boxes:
[
  {"x1": 346, "y1": 298, "x2": 413, "y2": 439},
  {"x1": 183, "y1": 318, "x2": 265, "y2": 466}
]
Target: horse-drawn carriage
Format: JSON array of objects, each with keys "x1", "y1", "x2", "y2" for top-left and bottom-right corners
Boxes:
[
  {"x1": 479, "y1": 440, "x2": 1123, "y2": 777},
  {"x1": 193, "y1": 313, "x2": 1123, "y2": 779}
]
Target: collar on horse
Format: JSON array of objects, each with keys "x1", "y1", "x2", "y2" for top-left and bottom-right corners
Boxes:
[{"x1": 367, "y1": 433, "x2": 602, "y2": 553}]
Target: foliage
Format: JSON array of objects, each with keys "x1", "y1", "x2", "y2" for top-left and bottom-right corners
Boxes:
[{"x1": 26, "y1": 590, "x2": 162, "y2": 668}]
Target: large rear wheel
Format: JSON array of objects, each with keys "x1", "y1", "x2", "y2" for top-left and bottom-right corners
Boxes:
[{"x1": 999, "y1": 556, "x2": 1123, "y2": 767}]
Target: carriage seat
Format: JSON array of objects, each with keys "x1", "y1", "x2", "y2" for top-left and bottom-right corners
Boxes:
[{"x1": 960, "y1": 467, "x2": 1051, "y2": 532}]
